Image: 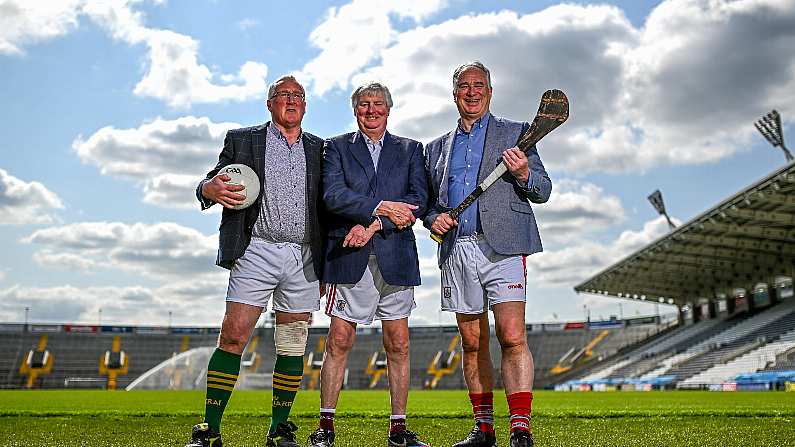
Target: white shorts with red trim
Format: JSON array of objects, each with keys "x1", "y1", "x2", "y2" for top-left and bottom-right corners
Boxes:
[
  {"x1": 440, "y1": 234, "x2": 527, "y2": 314},
  {"x1": 325, "y1": 254, "x2": 415, "y2": 325}
]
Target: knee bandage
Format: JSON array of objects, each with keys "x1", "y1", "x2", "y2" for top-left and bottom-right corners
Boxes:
[{"x1": 274, "y1": 320, "x2": 309, "y2": 356}]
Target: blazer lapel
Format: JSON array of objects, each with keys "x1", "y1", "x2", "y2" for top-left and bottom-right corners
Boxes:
[
  {"x1": 348, "y1": 132, "x2": 377, "y2": 193},
  {"x1": 252, "y1": 123, "x2": 267, "y2": 189},
  {"x1": 478, "y1": 113, "x2": 502, "y2": 184},
  {"x1": 375, "y1": 131, "x2": 399, "y2": 179},
  {"x1": 302, "y1": 132, "x2": 320, "y2": 202},
  {"x1": 437, "y1": 129, "x2": 456, "y2": 207}
]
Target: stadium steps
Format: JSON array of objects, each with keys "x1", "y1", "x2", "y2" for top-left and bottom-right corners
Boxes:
[
  {"x1": 640, "y1": 301, "x2": 795, "y2": 380},
  {"x1": 604, "y1": 319, "x2": 725, "y2": 380},
  {"x1": 549, "y1": 323, "x2": 678, "y2": 386},
  {"x1": 578, "y1": 357, "x2": 635, "y2": 381},
  {"x1": 766, "y1": 347, "x2": 795, "y2": 371},
  {"x1": 679, "y1": 326, "x2": 795, "y2": 388},
  {"x1": 669, "y1": 306, "x2": 795, "y2": 384}
]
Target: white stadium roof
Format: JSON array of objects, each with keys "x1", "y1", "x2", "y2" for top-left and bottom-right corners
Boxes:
[{"x1": 575, "y1": 162, "x2": 795, "y2": 307}]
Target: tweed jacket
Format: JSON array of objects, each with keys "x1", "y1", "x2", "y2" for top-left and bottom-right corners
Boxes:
[
  {"x1": 423, "y1": 112, "x2": 552, "y2": 266},
  {"x1": 196, "y1": 122, "x2": 325, "y2": 278}
]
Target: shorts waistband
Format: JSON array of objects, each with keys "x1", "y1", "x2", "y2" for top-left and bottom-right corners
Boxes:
[
  {"x1": 456, "y1": 232, "x2": 485, "y2": 242},
  {"x1": 250, "y1": 236, "x2": 307, "y2": 248}
]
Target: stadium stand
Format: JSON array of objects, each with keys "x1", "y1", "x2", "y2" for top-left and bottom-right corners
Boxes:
[
  {"x1": 0, "y1": 317, "x2": 668, "y2": 390},
  {"x1": 563, "y1": 161, "x2": 795, "y2": 392},
  {"x1": 557, "y1": 298, "x2": 795, "y2": 390}
]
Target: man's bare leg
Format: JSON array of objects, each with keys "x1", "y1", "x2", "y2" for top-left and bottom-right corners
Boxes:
[
  {"x1": 382, "y1": 318, "x2": 410, "y2": 415},
  {"x1": 456, "y1": 312, "x2": 495, "y2": 392}
]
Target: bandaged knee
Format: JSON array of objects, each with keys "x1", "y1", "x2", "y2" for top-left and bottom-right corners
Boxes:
[{"x1": 274, "y1": 320, "x2": 309, "y2": 356}]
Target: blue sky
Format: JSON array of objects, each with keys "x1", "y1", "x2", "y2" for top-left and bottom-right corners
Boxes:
[{"x1": 1, "y1": 0, "x2": 794, "y2": 327}]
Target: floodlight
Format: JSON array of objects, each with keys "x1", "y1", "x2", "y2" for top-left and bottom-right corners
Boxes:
[
  {"x1": 648, "y1": 189, "x2": 676, "y2": 230},
  {"x1": 755, "y1": 110, "x2": 793, "y2": 162}
]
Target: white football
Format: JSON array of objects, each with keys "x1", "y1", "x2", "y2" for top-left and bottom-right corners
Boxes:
[{"x1": 219, "y1": 163, "x2": 260, "y2": 210}]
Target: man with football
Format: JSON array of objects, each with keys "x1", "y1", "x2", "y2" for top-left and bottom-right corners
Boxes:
[
  {"x1": 423, "y1": 61, "x2": 552, "y2": 447},
  {"x1": 307, "y1": 82, "x2": 429, "y2": 447},
  {"x1": 186, "y1": 75, "x2": 325, "y2": 447}
]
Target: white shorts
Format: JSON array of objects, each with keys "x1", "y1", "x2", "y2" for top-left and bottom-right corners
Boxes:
[
  {"x1": 226, "y1": 238, "x2": 321, "y2": 313},
  {"x1": 326, "y1": 254, "x2": 415, "y2": 325},
  {"x1": 440, "y1": 234, "x2": 527, "y2": 314}
]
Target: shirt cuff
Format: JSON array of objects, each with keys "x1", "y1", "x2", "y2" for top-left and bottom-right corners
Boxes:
[{"x1": 372, "y1": 200, "x2": 383, "y2": 216}]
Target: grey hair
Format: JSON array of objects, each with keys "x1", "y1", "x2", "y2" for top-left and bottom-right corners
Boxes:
[
  {"x1": 267, "y1": 75, "x2": 304, "y2": 99},
  {"x1": 452, "y1": 61, "x2": 492, "y2": 93},
  {"x1": 350, "y1": 82, "x2": 393, "y2": 109}
]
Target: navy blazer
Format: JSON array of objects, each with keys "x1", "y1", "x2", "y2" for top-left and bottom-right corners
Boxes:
[
  {"x1": 322, "y1": 131, "x2": 428, "y2": 286},
  {"x1": 196, "y1": 122, "x2": 325, "y2": 278}
]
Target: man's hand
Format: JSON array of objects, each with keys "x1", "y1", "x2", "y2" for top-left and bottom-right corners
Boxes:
[
  {"x1": 376, "y1": 201, "x2": 418, "y2": 229},
  {"x1": 430, "y1": 212, "x2": 458, "y2": 236},
  {"x1": 319, "y1": 282, "x2": 326, "y2": 298},
  {"x1": 201, "y1": 173, "x2": 247, "y2": 209},
  {"x1": 502, "y1": 147, "x2": 529, "y2": 185},
  {"x1": 343, "y1": 224, "x2": 375, "y2": 248}
]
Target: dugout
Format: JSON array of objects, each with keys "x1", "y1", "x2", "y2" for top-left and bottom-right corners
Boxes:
[{"x1": 574, "y1": 162, "x2": 795, "y2": 324}]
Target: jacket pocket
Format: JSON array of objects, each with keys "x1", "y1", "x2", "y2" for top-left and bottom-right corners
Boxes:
[{"x1": 510, "y1": 201, "x2": 534, "y2": 214}]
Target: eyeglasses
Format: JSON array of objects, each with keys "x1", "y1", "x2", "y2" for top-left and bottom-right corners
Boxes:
[{"x1": 271, "y1": 91, "x2": 305, "y2": 101}]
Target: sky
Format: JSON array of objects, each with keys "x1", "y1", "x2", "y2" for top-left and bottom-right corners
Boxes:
[{"x1": 1, "y1": 0, "x2": 794, "y2": 328}]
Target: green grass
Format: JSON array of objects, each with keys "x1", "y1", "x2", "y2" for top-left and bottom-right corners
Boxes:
[{"x1": 2, "y1": 390, "x2": 794, "y2": 446}]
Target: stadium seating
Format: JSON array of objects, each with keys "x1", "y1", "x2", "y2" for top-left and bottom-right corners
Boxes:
[
  {"x1": 0, "y1": 319, "x2": 668, "y2": 390},
  {"x1": 558, "y1": 300, "x2": 795, "y2": 390}
]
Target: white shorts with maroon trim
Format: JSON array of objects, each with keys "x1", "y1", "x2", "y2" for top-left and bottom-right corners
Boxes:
[
  {"x1": 440, "y1": 234, "x2": 527, "y2": 314},
  {"x1": 325, "y1": 254, "x2": 415, "y2": 325}
]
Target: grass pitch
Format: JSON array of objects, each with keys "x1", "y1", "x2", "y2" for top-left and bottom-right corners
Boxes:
[{"x1": 1, "y1": 390, "x2": 794, "y2": 446}]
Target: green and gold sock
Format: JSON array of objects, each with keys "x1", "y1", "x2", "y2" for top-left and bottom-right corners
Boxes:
[
  {"x1": 269, "y1": 354, "x2": 304, "y2": 433},
  {"x1": 204, "y1": 348, "x2": 241, "y2": 432}
]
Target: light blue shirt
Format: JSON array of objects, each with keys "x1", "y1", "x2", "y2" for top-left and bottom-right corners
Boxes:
[{"x1": 448, "y1": 114, "x2": 489, "y2": 236}]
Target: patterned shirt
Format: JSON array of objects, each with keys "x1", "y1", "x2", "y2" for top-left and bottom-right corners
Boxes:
[{"x1": 252, "y1": 123, "x2": 308, "y2": 244}]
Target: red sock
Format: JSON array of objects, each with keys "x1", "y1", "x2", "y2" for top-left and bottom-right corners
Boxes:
[
  {"x1": 506, "y1": 391, "x2": 533, "y2": 433},
  {"x1": 390, "y1": 415, "x2": 406, "y2": 434},
  {"x1": 469, "y1": 392, "x2": 495, "y2": 434},
  {"x1": 319, "y1": 408, "x2": 335, "y2": 431}
]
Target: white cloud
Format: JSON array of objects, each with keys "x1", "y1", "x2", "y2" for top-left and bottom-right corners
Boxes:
[
  {"x1": 73, "y1": 116, "x2": 238, "y2": 209},
  {"x1": 320, "y1": 1, "x2": 795, "y2": 174},
  {"x1": 299, "y1": 0, "x2": 447, "y2": 95},
  {"x1": 237, "y1": 18, "x2": 259, "y2": 31},
  {"x1": 526, "y1": 216, "x2": 675, "y2": 288},
  {"x1": 0, "y1": 168, "x2": 64, "y2": 225},
  {"x1": 0, "y1": 0, "x2": 83, "y2": 55},
  {"x1": 0, "y1": 280, "x2": 226, "y2": 326},
  {"x1": 32, "y1": 250, "x2": 97, "y2": 272},
  {"x1": 1, "y1": 0, "x2": 269, "y2": 107},
  {"x1": 535, "y1": 179, "x2": 626, "y2": 242},
  {"x1": 23, "y1": 221, "x2": 220, "y2": 280}
]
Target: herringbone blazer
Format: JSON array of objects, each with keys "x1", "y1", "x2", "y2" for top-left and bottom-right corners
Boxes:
[{"x1": 423, "y1": 113, "x2": 552, "y2": 266}]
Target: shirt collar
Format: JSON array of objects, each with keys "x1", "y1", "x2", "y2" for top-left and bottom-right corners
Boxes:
[
  {"x1": 358, "y1": 130, "x2": 386, "y2": 147},
  {"x1": 268, "y1": 122, "x2": 303, "y2": 143},
  {"x1": 456, "y1": 112, "x2": 490, "y2": 135}
]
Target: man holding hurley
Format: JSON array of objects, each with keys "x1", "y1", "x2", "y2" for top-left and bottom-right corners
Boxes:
[{"x1": 424, "y1": 61, "x2": 552, "y2": 447}]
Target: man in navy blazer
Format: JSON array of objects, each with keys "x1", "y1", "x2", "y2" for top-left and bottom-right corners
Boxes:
[
  {"x1": 424, "y1": 62, "x2": 552, "y2": 447},
  {"x1": 308, "y1": 82, "x2": 429, "y2": 447}
]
